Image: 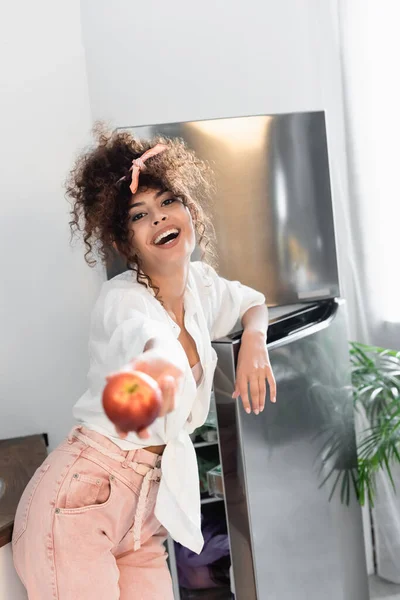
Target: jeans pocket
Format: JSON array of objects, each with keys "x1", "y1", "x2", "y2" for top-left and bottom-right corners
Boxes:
[
  {"x1": 12, "y1": 463, "x2": 50, "y2": 545},
  {"x1": 64, "y1": 472, "x2": 109, "y2": 510},
  {"x1": 57, "y1": 464, "x2": 114, "y2": 514}
]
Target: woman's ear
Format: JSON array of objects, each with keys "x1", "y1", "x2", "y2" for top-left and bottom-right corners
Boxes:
[{"x1": 112, "y1": 241, "x2": 119, "y2": 253}]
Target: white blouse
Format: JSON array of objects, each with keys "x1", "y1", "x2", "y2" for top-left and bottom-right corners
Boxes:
[{"x1": 73, "y1": 261, "x2": 266, "y2": 554}]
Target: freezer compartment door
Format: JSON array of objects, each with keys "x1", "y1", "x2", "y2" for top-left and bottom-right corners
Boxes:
[
  {"x1": 118, "y1": 111, "x2": 340, "y2": 305},
  {"x1": 212, "y1": 300, "x2": 368, "y2": 600}
]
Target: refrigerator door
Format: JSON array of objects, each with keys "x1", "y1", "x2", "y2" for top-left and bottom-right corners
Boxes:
[
  {"x1": 212, "y1": 300, "x2": 368, "y2": 600},
  {"x1": 119, "y1": 111, "x2": 339, "y2": 305}
]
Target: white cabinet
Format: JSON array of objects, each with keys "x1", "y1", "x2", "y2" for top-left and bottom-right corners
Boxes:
[{"x1": 0, "y1": 544, "x2": 27, "y2": 600}]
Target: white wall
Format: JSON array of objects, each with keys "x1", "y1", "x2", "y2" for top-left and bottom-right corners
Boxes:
[
  {"x1": 81, "y1": 0, "x2": 323, "y2": 125},
  {"x1": 0, "y1": 545, "x2": 27, "y2": 600},
  {"x1": 0, "y1": 0, "x2": 103, "y2": 450}
]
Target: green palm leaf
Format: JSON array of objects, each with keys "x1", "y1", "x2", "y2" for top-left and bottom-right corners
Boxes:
[{"x1": 349, "y1": 342, "x2": 400, "y2": 506}]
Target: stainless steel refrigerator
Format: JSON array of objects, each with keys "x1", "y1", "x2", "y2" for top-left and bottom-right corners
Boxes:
[{"x1": 115, "y1": 113, "x2": 369, "y2": 599}]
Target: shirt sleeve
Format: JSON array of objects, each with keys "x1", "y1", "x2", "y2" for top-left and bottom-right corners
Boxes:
[
  {"x1": 197, "y1": 263, "x2": 266, "y2": 341},
  {"x1": 85, "y1": 286, "x2": 188, "y2": 444},
  {"x1": 101, "y1": 288, "x2": 186, "y2": 375}
]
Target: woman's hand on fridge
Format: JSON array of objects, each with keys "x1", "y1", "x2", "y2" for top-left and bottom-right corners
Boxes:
[{"x1": 232, "y1": 329, "x2": 276, "y2": 414}]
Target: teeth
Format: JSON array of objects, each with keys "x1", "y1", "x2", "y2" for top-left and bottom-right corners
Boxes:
[{"x1": 154, "y1": 229, "x2": 179, "y2": 245}]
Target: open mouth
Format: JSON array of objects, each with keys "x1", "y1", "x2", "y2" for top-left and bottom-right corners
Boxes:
[{"x1": 152, "y1": 228, "x2": 181, "y2": 246}]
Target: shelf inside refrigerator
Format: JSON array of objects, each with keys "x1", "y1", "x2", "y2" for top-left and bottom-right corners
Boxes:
[
  {"x1": 179, "y1": 585, "x2": 233, "y2": 599},
  {"x1": 200, "y1": 492, "x2": 224, "y2": 505},
  {"x1": 194, "y1": 440, "x2": 219, "y2": 449}
]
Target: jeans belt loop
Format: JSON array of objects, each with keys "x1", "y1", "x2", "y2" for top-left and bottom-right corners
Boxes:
[
  {"x1": 122, "y1": 449, "x2": 136, "y2": 469},
  {"x1": 67, "y1": 424, "x2": 82, "y2": 444}
]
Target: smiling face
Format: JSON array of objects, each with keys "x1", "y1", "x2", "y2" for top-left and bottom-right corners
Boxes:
[{"x1": 126, "y1": 188, "x2": 196, "y2": 276}]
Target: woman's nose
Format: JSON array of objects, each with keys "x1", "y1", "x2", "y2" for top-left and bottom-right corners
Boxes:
[{"x1": 153, "y1": 215, "x2": 167, "y2": 226}]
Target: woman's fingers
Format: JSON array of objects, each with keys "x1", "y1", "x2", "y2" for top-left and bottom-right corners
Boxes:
[
  {"x1": 236, "y1": 377, "x2": 251, "y2": 414},
  {"x1": 233, "y1": 376, "x2": 256, "y2": 414},
  {"x1": 137, "y1": 427, "x2": 151, "y2": 440},
  {"x1": 249, "y1": 376, "x2": 260, "y2": 414},
  {"x1": 266, "y1": 366, "x2": 277, "y2": 403},
  {"x1": 259, "y1": 373, "x2": 267, "y2": 412},
  {"x1": 234, "y1": 371, "x2": 271, "y2": 414},
  {"x1": 115, "y1": 426, "x2": 128, "y2": 439},
  {"x1": 130, "y1": 359, "x2": 150, "y2": 375},
  {"x1": 115, "y1": 425, "x2": 150, "y2": 440}
]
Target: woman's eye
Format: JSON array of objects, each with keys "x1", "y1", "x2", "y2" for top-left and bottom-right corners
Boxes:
[
  {"x1": 131, "y1": 212, "x2": 145, "y2": 222},
  {"x1": 162, "y1": 198, "x2": 176, "y2": 207}
]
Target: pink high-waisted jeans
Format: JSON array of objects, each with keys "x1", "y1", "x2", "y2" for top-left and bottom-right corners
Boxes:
[{"x1": 12, "y1": 425, "x2": 174, "y2": 599}]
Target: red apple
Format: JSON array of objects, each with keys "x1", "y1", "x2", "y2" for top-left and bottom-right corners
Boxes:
[{"x1": 102, "y1": 371, "x2": 162, "y2": 433}]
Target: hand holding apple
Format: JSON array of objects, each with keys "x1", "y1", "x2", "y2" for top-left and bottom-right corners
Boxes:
[
  {"x1": 131, "y1": 348, "x2": 184, "y2": 415},
  {"x1": 103, "y1": 348, "x2": 184, "y2": 439},
  {"x1": 102, "y1": 371, "x2": 163, "y2": 436}
]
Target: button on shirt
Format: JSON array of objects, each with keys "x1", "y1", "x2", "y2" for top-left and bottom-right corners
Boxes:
[{"x1": 73, "y1": 261, "x2": 266, "y2": 554}]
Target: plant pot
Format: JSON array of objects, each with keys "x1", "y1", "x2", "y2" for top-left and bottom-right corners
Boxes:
[{"x1": 373, "y1": 462, "x2": 400, "y2": 583}]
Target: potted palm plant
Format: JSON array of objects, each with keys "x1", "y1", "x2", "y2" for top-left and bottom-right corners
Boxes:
[
  {"x1": 350, "y1": 342, "x2": 400, "y2": 582},
  {"x1": 317, "y1": 342, "x2": 400, "y2": 580},
  {"x1": 351, "y1": 342, "x2": 400, "y2": 505}
]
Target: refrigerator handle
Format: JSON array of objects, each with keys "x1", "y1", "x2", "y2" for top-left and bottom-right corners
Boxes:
[{"x1": 266, "y1": 299, "x2": 343, "y2": 350}]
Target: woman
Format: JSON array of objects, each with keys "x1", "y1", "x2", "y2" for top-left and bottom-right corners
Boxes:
[{"x1": 12, "y1": 127, "x2": 276, "y2": 599}]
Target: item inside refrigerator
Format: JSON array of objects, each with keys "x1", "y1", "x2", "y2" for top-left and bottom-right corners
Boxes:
[
  {"x1": 207, "y1": 465, "x2": 224, "y2": 498},
  {"x1": 204, "y1": 390, "x2": 217, "y2": 428},
  {"x1": 175, "y1": 507, "x2": 231, "y2": 591},
  {"x1": 197, "y1": 456, "x2": 220, "y2": 494},
  {"x1": 190, "y1": 392, "x2": 218, "y2": 443},
  {"x1": 194, "y1": 425, "x2": 218, "y2": 443}
]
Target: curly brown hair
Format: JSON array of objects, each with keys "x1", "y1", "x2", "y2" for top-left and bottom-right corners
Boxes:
[{"x1": 66, "y1": 123, "x2": 216, "y2": 298}]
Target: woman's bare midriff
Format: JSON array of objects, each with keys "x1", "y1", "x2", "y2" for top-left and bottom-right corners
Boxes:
[{"x1": 145, "y1": 444, "x2": 166, "y2": 455}]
